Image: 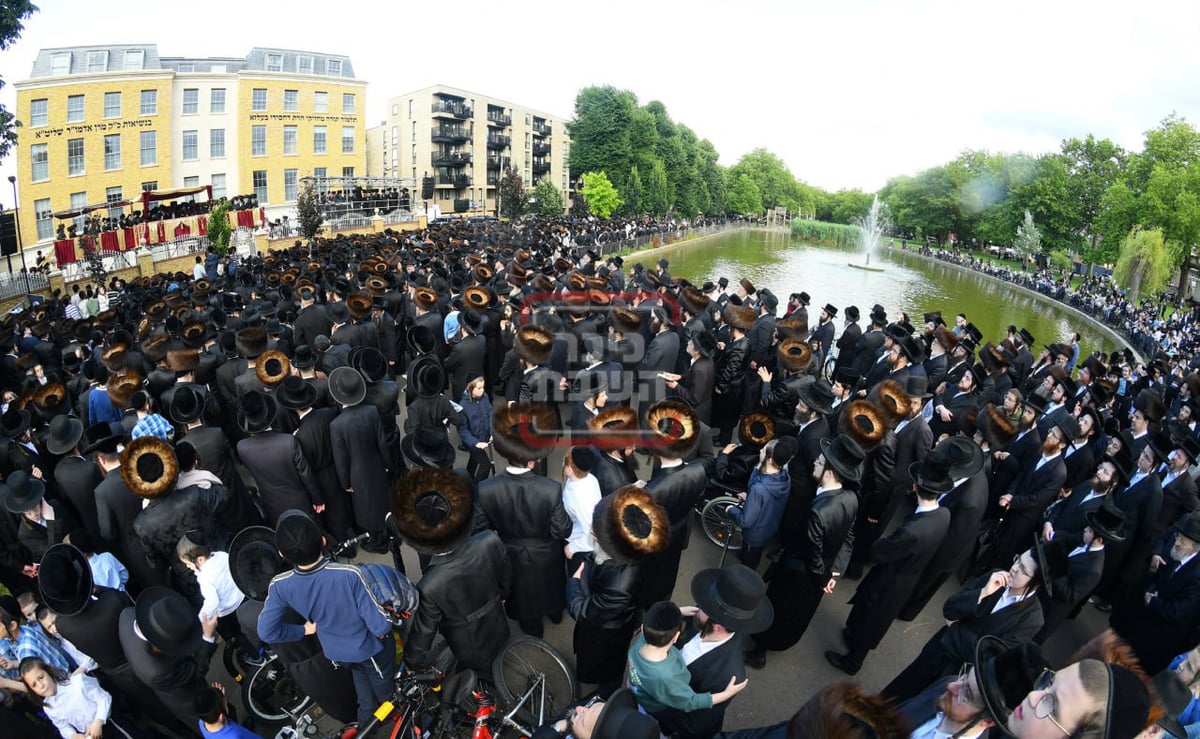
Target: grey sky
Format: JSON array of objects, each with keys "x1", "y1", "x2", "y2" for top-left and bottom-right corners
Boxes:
[{"x1": 2, "y1": 0, "x2": 1198, "y2": 199}]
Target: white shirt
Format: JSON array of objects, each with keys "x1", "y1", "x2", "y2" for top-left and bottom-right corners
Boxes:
[
  {"x1": 193, "y1": 262, "x2": 206, "y2": 280},
  {"x1": 911, "y1": 715, "x2": 955, "y2": 739},
  {"x1": 1069, "y1": 543, "x2": 1102, "y2": 558},
  {"x1": 42, "y1": 673, "x2": 112, "y2": 736},
  {"x1": 1035, "y1": 451, "x2": 1062, "y2": 471},
  {"x1": 562, "y1": 473, "x2": 602, "y2": 554},
  {"x1": 197, "y1": 551, "x2": 245, "y2": 618},
  {"x1": 990, "y1": 587, "x2": 1033, "y2": 614},
  {"x1": 680, "y1": 631, "x2": 733, "y2": 665},
  {"x1": 1175, "y1": 550, "x2": 1199, "y2": 574}
]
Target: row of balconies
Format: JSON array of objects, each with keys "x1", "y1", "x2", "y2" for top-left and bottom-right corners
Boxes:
[{"x1": 432, "y1": 100, "x2": 473, "y2": 119}]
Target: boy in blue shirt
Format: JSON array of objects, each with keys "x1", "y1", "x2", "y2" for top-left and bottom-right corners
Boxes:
[{"x1": 195, "y1": 682, "x2": 262, "y2": 738}]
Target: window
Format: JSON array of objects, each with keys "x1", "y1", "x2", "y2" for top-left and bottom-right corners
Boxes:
[
  {"x1": 283, "y1": 90, "x2": 298, "y2": 112},
  {"x1": 70, "y1": 192, "x2": 87, "y2": 232},
  {"x1": 327, "y1": 59, "x2": 342, "y2": 76},
  {"x1": 211, "y1": 173, "x2": 226, "y2": 200},
  {"x1": 68, "y1": 138, "x2": 85, "y2": 175},
  {"x1": 391, "y1": 103, "x2": 398, "y2": 116},
  {"x1": 67, "y1": 95, "x2": 85, "y2": 123},
  {"x1": 124, "y1": 49, "x2": 144, "y2": 71},
  {"x1": 140, "y1": 130, "x2": 157, "y2": 166},
  {"x1": 252, "y1": 170, "x2": 268, "y2": 203},
  {"x1": 140, "y1": 89, "x2": 156, "y2": 115},
  {"x1": 104, "y1": 134, "x2": 121, "y2": 170},
  {"x1": 210, "y1": 88, "x2": 225, "y2": 114},
  {"x1": 30, "y1": 99, "x2": 47, "y2": 127},
  {"x1": 341, "y1": 126, "x2": 355, "y2": 154},
  {"x1": 86, "y1": 50, "x2": 108, "y2": 73},
  {"x1": 106, "y1": 186, "x2": 124, "y2": 217},
  {"x1": 182, "y1": 88, "x2": 198, "y2": 114},
  {"x1": 49, "y1": 52, "x2": 71, "y2": 76},
  {"x1": 284, "y1": 169, "x2": 298, "y2": 200},
  {"x1": 210, "y1": 128, "x2": 225, "y2": 158},
  {"x1": 141, "y1": 181, "x2": 158, "y2": 192},
  {"x1": 101, "y1": 92, "x2": 120, "y2": 119},
  {"x1": 408, "y1": 99, "x2": 413, "y2": 118},
  {"x1": 313, "y1": 125, "x2": 327, "y2": 154},
  {"x1": 183, "y1": 177, "x2": 199, "y2": 201},
  {"x1": 283, "y1": 125, "x2": 297, "y2": 155},
  {"x1": 298, "y1": 55, "x2": 313, "y2": 75},
  {"x1": 343, "y1": 93, "x2": 355, "y2": 114},
  {"x1": 182, "y1": 130, "x2": 198, "y2": 160},
  {"x1": 251, "y1": 125, "x2": 267, "y2": 156},
  {"x1": 266, "y1": 53, "x2": 282, "y2": 72},
  {"x1": 252, "y1": 88, "x2": 267, "y2": 111},
  {"x1": 342, "y1": 166, "x2": 355, "y2": 178},
  {"x1": 210, "y1": 64, "x2": 226, "y2": 74},
  {"x1": 177, "y1": 63, "x2": 194, "y2": 73},
  {"x1": 34, "y1": 198, "x2": 52, "y2": 240},
  {"x1": 313, "y1": 91, "x2": 327, "y2": 113}
]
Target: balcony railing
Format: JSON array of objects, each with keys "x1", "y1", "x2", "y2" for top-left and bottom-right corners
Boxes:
[
  {"x1": 532, "y1": 122, "x2": 551, "y2": 136},
  {"x1": 532, "y1": 158, "x2": 551, "y2": 174},
  {"x1": 486, "y1": 134, "x2": 510, "y2": 149},
  {"x1": 432, "y1": 127, "x2": 471, "y2": 144},
  {"x1": 486, "y1": 175, "x2": 499, "y2": 186},
  {"x1": 532, "y1": 141, "x2": 551, "y2": 156},
  {"x1": 453, "y1": 198, "x2": 471, "y2": 213},
  {"x1": 486, "y1": 156, "x2": 508, "y2": 170},
  {"x1": 432, "y1": 151, "x2": 471, "y2": 167},
  {"x1": 486, "y1": 112, "x2": 511, "y2": 127},
  {"x1": 436, "y1": 174, "x2": 471, "y2": 188},
  {"x1": 432, "y1": 100, "x2": 473, "y2": 119}
]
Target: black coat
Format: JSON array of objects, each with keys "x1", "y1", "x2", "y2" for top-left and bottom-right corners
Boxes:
[
  {"x1": 1113, "y1": 551, "x2": 1200, "y2": 673},
  {"x1": 330, "y1": 404, "x2": 391, "y2": 529},
  {"x1": 930, "y1": 574, "x2": 1044, "y2": 663},
  {"x1": 1046, "y1": 483, "x2": 1109, "y2": 538},
  {"x1": 669, "y1": 357, "x2": 715, "y2": 425},
  {"x1": 406, "y1": 531, "x2": 511, "y2": 672},
  {"x1": 657, "y1": 621, "x2": 747, "y2": 739},
  {"x1": 1062, "y1": 441, "x2": 1097, "y2": 492},
  {"x1": 54, "y1": 455, "x2": 103, "y2": 547},
  {"x1": 238, "y1": 433, "x2": 322, "y2": 525},
  {"x1": 834, "y1": 322, "x2": 862, "y2": 375},
  {"x1": 445, "y1": 334, "x2": 487, "y2": 400},
  {"x1": 781, "y1": 416, "x2": 831, "y2": 535},
  {"x1": 1159, "y1": 470, "x2": 1200, "y2": 531},
  {"x1": 56, "y1": 587, "x2": 134, "y2": 670},
  {"x1": 714, "y1": 336, "x2": 748, "y2": 397},
  {"x1": 293, "y1": 304, "x2": 331, "y2": 349},
  {"x1": 180, "y1": 424, "x2": 237, "y2": 491},
  {"x1": 847, "y1": 507, "x2": 950, "y2": 649},
  {"x1": 119, "y1": 607, "x2": 216, "y2": 736},
  {"x1": 134, "y1": 482, "x2": 230, "y2": 572},
  {"x1": 639, "y1": 461, "x2": 709, "y2": 606},
  {"x1": 95, "y1": 470, "x2": 163, "y2": 590},
  {"x1": 590, "y1": 451, "x2": 636, "y2": 497},
  {"x1": 475, "y1": 470, "x2": 571, "y2": 621},
  {"x1": 995, "y1": 454, "x2": 1067, "y2": 563},
  {"x1": 1037, "y1": 545, "x2": 1104, "y2": 641},
  {"x1": 294, "y1": 408, "x2": 344, "y2": 505}
]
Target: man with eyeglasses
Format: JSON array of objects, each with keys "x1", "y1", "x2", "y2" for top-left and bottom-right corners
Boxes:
[
  {"x1": 902, "y1": 636, "x2": 1048, "y2": 739},
  {"x1": 1006, "y1": 660, "x2": 1150, "y2": 739}
]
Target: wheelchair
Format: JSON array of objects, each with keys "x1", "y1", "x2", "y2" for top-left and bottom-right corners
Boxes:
[{"x1": 693, "y1": 478, "x2": 745, "y2": 551}]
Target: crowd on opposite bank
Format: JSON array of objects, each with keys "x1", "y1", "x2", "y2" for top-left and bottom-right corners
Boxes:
[
  {"x1": 0, "y1": 213, "x2": 1197, "y2": 739},
  {"x1": 908, "y1": 242, "x2": 1200, "y2": 365}
]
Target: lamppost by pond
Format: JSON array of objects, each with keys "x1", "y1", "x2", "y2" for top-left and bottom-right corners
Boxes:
[{"x1": 7, "y1": 175, "x2": 32, "y2": 301}]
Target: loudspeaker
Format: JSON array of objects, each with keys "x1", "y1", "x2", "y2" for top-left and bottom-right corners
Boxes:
[
  {"x1": 421, "y1": 176, "x2": 435, "y2": 200},
  {"x1": 0, "y1": 212, "x2": 18, "y2": 256}
]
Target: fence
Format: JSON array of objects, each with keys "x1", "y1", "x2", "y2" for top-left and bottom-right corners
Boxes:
[
  {"x1": 586, "y1": 221, "x2": 752, "y2": 258},
  {"x1": 0, "y1": 271, "x2": 49, "y2": 301}
]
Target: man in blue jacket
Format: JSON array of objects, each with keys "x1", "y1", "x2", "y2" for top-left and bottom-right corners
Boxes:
[{"x1": 258, "y1": 510, "x2": 395, "y2": 726}]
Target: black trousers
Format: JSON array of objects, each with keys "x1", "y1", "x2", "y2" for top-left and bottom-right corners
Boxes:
[{"x1": 879, "y1": 633, "x2": 957, "y2": 703}]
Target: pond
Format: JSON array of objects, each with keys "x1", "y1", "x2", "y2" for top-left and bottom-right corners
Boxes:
[{"x1": 646, "y1": 228, "x2": 1121, "y2": 360}]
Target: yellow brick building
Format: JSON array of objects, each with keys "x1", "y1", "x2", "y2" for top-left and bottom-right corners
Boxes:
[{"x1": 12, "y1": 45, "x2": 366, "y2": 251}]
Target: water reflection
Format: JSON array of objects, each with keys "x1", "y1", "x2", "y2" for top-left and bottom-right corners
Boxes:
[{"x1": 647, "y1": 229, "x2": 1118, "y2": 357}]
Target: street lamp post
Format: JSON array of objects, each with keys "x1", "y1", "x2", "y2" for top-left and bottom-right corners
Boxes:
[{"x1": 7, "y1": 176, "x2": 31, "y2": 302}]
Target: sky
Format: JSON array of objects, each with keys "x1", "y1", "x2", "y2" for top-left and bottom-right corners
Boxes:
[{"x1": 2, "y1": 0, "x2": 1199, "y2": 202}]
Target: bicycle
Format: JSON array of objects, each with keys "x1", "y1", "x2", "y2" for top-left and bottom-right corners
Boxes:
[{"x1": 696, "y1": 479, "x2": 745, "y2": 552}]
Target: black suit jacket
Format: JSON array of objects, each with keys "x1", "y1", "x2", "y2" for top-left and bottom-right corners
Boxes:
[
  {"x1": 293, "y1": 304, "x2": 331, "y2": 350},
  {"x1": 936, "y1": 574, "x2": 1044, "y2": 661},
  {"x1": 658, "y1": 623, "x2": 747, "y2": 738},
  {"x1": 445, "y1": 334, "x2": 487, "y2": 400},
  {"x1": 1039, "y1": 544, "x2": 1104, "y2": 635},
  {"x1": 1046, "y1": 483, "x2": 1108, "y2": 538},
  {"x1": 181, "y1": 424, "x2": 236, "y2": 490},
  {"x1": 119, "y1": 607, "x2": 216, "y2": 734},
  {"x1": 669, "y1": 357, "x2": 715, "y2": 425},
  {"x1": 237, "y1": 432, "x2": 322, "y2": 525},
  {"x1": 54, "y1": 455, "x2": 104, "y2": 546},
  {"x1": 1159, "y1": 471, "x2": 1200, "y2": 531},
  {"x1": 590, "y1": 450, "x2": 636, "y2": 497},
  {"x1": 1116, "y1": 550, "x2": 1200, "y2": 672}
]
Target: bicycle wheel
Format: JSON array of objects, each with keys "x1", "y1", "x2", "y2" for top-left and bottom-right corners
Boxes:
[
  {"x1": 700, "y1": 496, "x2": 743, "y2": 550},
  {"x1": 491, "y1": 635, "x2": 578, "y2": 729},
  {"x1": 222, "y1": 641, "x2": 252, "y2": 683},
  {"x1": 242, "y1": 655, "x2": 312, "y2": 725}
]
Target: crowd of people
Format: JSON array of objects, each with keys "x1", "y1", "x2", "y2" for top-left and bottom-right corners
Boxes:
[
  {"x1": 54, "y1": 194, "x2": 261, "y2": 241},
  {"x1": 0, "y1": 213, "x2": 1197, "y2": 738},
  {"x1": 317, "y1": 187, "x2": 413, "y2": 220}
]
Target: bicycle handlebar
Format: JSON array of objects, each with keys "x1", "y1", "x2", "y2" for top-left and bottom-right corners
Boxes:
[{"x1": 328, "y1": 532, "x2": 371, "y2": 557}]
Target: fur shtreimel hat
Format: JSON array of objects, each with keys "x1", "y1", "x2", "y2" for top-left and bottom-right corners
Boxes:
[
  {"x1": 389, "y1": 468, "x2": 474, "y2": 555},
  {"x1": 593, "y1": 484, "x2": 668, "y2": 565},
  {"x1": 492, "y1": 403, "x2": 559, "y2": 464}
]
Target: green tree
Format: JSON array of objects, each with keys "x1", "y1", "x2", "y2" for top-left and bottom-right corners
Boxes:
[
  {"x1": 499, "y1": 165, "x2": 525, "y2": 220},
  {"x1": 530, "y1": 178, "x2": 564, "y2": 216},
  {"x1": 624, "y1": 165, "x2": 643, "y2": 217},
  {"x1": 295, "y1": 183, "x2": 324, "y2": 244},
  {"x1": 1061, "y1": 135, "x2": 1126, "y2": 264},
  {"x1": 1113, "y1": 228, "x2": 1172, "y2": 304},
  {"x1": 580, "y1": 171, "x2": 622, "y2": 218},
  {"x1": 725, "y1": 174, "x2": 763, "y2": 216},
  {"x1": 1013, "y1": 209, "x2": 1042, "y2": 258},
  {"x1": 567, "y1": 86, "x2": 639, "y2": 193},
  {"x1": 207, "y1": 200, "x2": 233, "y2": 256},
  {"x1": 728, "y1": 149, "x2": 801, "y2": 211},
  {"x1": 0, "y1": 1, "x2": 37, "y2": 164},
  {"x1": 644, "y1": 160, "x2": 670, "y2": 216}
]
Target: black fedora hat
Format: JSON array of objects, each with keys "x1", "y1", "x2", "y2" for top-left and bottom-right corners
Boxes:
[
  {"x1": 2, "y1": 470, "x2": 46, "y2": 513},
  {"x1": 590, "y1": 688, "x2": 660, "y2": 739},
  {"x1": 818, "y1": 435, "x2": 865, "y2": 482},
  {"x1": 328, "y1": 366, "x2": 367, "y2": 407},
  {"x1": 909, "y1": 450, "x2": 954, "y2": 495},
  {"x1": 352, "y1": 346, "x2": 388, "y2": 384},
  {"x1": 292, "y1": 344, "x2": 317, "y2": 370},
  {"x1": 975, "y1": 634, "x2": 1049, "y2": 726},
  {"x1": 1176, "y1": 512, "x2": 1200, "y2": 544},
  {"x1": 169, "y1": 385, "x2": 206, "y2": 425},
  {"x1": 80, "y1": 421, "x2": 123, "y2": 455},
  {"x1": 691, "y1": 330, "x2": 717, "y2": 359},
  {"x1": 938, "y1": 436, "x2": 985, "y2": 479},
  {"x1": 390, "y1": 467, "x2": 475, "y2": 555},
  {"x1": 38, "y1": 543, "x2": 93, "y2": 616},
  {"x1": 46, "y1": 414, "x2": 84, "y2": 456},
  {"x1": 276, "y1": 376, "x2": 317, "y2": 411},
  {"x1": 135, "y1": 586, "x2": 203, "y2": 657},
  {"x1": 238, "y1": 390, "x2": 278, "y2": 434},
  {"x1": 401, "y1": 426, "x2": 457, "y2": 469},
  {"x1": 409, "y1": 356, "x2": 446, "y2": 399},
  {"x1": 798, "y1": 380, "x2": 836, "y2": 416},
  {"x1": 690, "y1": 564, "x2": 774, "y2": 633},
  {"x1": 0, "y1": 408, "x2": 31, "y2": 439},
  {"x1": 229, "y1": 525, "x2": 285, "y2": 602},
  {"x1": 406, "y1": 324, "x2": 437, "y2": 356},
  {"x1": 821, "y1": 303, "x2": 838, "y2": 318},
  {"x1": 1033, "y1": 534, "x2": 1071, "y2": 600}
]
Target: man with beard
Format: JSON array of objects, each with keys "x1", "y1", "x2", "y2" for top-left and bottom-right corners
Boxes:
[
  {"x1": 1156, "y1": 433, "x2": 1200, "y2": 531},
  {"x1": 1095, "y1": 442, "x2": 1164, "y2": 610},
  {"x1": 1034, "y1": 502, "x2": 1123, "y2": 643},
  {"x1": 832, "y1": 306, "x2": 861, "y2": 377},
  {"x1": 778, "y1": 382, "x2": 835, "y2": 542},
  {"x1": 928, "y1": 364, "x2": 983, "y2": 440},
  {"x1": 1043, "y1": 455, "x2": 1127, "y2": 542},
  {"x1": 810, "y1": 303, "x2": 837, "y2": 366},
  {"x1": 990, "y1": 416, "x2": 1076, "y2": 567},
  {"x1": 746, "y1": 435, "x2": 861, "y2": 670},
  {"x1": 1062, "y1": 406, "x2": 1100, "y2": 491}
]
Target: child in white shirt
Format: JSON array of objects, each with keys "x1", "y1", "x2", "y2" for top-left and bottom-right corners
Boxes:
[{"x1": 177, "y1": 532, "x2": 245, "y2": 620}]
